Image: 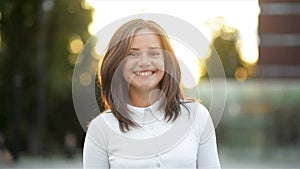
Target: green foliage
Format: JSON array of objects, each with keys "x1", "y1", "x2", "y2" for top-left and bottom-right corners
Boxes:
[
  {"x1": 205, "y1": 17, "x2": 243, "y2": 78},
  {"x1": 47, "y1": 0, "x2": 93, "y2": 98},
  {"x1": 0, "y1": 0, "x2": 93, "y2": 155}
]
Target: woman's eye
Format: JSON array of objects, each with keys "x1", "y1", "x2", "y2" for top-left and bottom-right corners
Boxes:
[
  {"x1": 149, "y1": 51, "x2": 162, "y2": 57},
  {"x1": 128, "y1": 52, "x2": 139, "y2": 57}
]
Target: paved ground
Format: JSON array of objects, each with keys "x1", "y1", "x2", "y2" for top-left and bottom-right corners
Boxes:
[
  {"x1": 0, "y1": 154, "x2": 82, "y2": 169},
  {"x1": 0, "y1": 153, "x2": 299, "y2": 169}
]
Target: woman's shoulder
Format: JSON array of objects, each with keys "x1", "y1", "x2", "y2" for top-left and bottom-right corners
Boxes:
[
  {"x1": 86, "y1": 110, "x2": 119, "y2": 141},
  {"x1": 181, "y1": 99, "x2": 214, "y2": 135},
  {"x1": 181, "y1": 99, "x2": 209, "y2": 115},
  {"x1": 87, "y1": 109, "x2": 117, "y2": 131},
  {"x1": 89, "y1": 109, "x2": 111, "y2": 122},
  {"x1": 180, "y1": 99, "x2": 212, "y2": 125}
]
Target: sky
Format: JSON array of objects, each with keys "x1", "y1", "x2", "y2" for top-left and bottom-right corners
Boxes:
[{"x1": 84, "y1": 0, "x2": 260, "y2": 87}]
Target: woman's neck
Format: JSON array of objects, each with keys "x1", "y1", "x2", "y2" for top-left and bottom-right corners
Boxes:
[{"x1": 129, "y1": 89, "x2": 161, "y2": 107}]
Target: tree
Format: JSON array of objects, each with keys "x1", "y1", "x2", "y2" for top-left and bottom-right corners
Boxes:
[
  {"x1": 205, "y1": 17, "x2": 242, "y2": 78},
  {"x1": 0, "y1": 0, "x2": 93, "y2": 157}
]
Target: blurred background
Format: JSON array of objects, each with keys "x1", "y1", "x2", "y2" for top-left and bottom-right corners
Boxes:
[{"x1": 0, "y1": 0, "x2": 299, "y2": 168}]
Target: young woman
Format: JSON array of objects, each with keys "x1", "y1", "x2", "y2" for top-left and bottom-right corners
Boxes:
[{"x1": 83, "y1": 19, "x2": 221, "y2": 168}]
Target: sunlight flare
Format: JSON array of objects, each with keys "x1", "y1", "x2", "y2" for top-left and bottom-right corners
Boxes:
[{"x1": 86, "y1": 0, "x2": 259, "y2": 84}]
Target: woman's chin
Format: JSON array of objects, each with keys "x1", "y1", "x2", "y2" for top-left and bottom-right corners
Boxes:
[{"x1": 130, "y1": 83, "x2": 159, "y2": 93}]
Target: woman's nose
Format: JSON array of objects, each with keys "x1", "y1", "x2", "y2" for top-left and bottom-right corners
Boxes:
[{"x1": 138, "y1": 52, "x2": 151, "y2": 66}]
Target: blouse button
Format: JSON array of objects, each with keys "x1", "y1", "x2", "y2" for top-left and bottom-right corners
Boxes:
[
  {"x1": 156, "y1": 163, "x2": 160, "y2": 167},
  {"x1": 156, "y1": 155, "x2": 161, "y2": 167}
]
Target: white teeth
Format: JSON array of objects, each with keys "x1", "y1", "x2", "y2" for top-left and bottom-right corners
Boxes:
[{"x1": 136, "y1": 71, "x2": 153, "y2": 76}]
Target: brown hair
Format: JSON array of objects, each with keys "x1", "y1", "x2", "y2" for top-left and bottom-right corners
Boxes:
[{"x1": 99, "y1": 19, "x2": 187, "y2": 132}]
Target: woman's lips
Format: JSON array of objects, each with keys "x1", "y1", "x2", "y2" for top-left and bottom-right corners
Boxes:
[{"x1": 135, "y1": 70, "x2": 155, "y2": 76}]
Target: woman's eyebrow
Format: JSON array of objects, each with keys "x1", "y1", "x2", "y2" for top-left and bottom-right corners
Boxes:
[
  {"x1": 129, "y1": 48, "x2": 140, "y2": 51},
  {"x1": 129, "y1": 47, "x2": 160, "y2": 51}
]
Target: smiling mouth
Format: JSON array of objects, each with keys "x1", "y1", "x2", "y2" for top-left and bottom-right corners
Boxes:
[{"x1": 135, "y1": 70, "x2": 155, "y2": 76}]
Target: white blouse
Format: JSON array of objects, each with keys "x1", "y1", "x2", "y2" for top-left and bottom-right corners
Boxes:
[{"x1": 83, "y1": 101, "x2": 221, "y2": 169}]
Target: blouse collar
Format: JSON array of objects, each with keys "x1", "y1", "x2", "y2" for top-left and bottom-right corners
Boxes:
[{"x1": 127, "y1": 98, "x2": 164, "y2": 124}]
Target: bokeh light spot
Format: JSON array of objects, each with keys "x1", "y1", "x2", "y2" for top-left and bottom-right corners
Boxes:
[
  {"x1": 235, "y1": 67, "x2": 248, "y2": 82},
  {"x1": 69, "y1": 36, "x2": 83, "y2": 54},
  {"x1": 79, "y1": 72, "x2": 92, "y2": 86},
  {"x1": 239, "y1": 45, "x2": 259, "y2": 65}
]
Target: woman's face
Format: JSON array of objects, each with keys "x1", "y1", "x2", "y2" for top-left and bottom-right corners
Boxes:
[{"x1": 122, "y1": 28, "x2": 165, "y2": 94}]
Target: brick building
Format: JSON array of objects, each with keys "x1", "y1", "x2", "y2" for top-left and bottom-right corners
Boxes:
[{"x1": 258, "y1": 0, "x2": 300, "y2": 77}]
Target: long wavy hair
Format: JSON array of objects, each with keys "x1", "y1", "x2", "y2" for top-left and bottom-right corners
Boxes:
[{"x1": 99, "y1": 19, "x2": 187, "y2": 132}]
